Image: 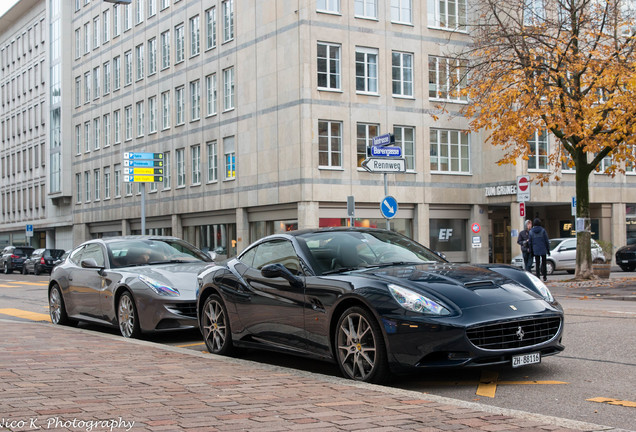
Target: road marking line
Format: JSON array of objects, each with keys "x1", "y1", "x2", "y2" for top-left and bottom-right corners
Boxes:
[
  {"x1": 0, "y1": 282, "x2": 48, "y2": 287},
  {"x1": 476, "y1": 370, "x2": 499, "y2": 398},
  {"x1": 0, "y1": 308, "x2": 51, "y2": 322},
  {"x1": 587, "y1": 397, "x2": 636, "y2": 408},
  {"x1": 175, "y1": 342, "x2": 205, "y2": 348}
]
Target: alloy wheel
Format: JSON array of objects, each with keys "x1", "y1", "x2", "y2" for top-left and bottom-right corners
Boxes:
[
  {"x1": 336, "y1": 311, "x2": 378, "y2": 381},
  {"x1": 49, "y1": 286, "x2": 62, "y2": 324},
  {"x1": 202, "y1": 296, "x2": 229, "y2": 354},
  {"x1": 118, "y1": 293, "x2": 137, "y2": 338}
]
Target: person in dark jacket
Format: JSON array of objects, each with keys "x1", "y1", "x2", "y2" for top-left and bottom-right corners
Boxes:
[
  {"x1": 517, "y1": 220, "x2": 533, "y2": 271},
  {"x1": 529, "y1": 218, "x2": 550, "y2": 281}
]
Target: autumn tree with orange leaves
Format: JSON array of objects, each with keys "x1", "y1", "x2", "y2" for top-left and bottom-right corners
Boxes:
[{"x1": 462, "y1": 0, "x2": 636, "y2": 279}]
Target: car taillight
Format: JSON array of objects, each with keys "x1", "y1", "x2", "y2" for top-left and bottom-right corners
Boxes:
[
  {"x1": 10, "y1": 254, "x2": 19, "y2": 259},
  {"x1": 41, "y1": 257, "x2": 46, "y2": 264}
]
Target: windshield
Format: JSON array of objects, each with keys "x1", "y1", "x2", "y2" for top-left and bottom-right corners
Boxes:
[
  {"x1": 296, "y1": 230, "x2": 443, "y2": 275},
  {"x1": 106, "y1": 238, "x2": 211, "y2": 268}
]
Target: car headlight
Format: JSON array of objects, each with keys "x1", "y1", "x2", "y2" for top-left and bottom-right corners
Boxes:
[
  {"x1": 139, "y1": 275, "x2": 180, "y2": 297},
  {"x1": 388, "y1": 284, "x2": 451, "y2": 315},
  {"x1": 526, "y1": 273, "x2": 554, "y2": 302}
]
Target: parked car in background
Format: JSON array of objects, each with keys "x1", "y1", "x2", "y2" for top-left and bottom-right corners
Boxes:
[
  {"x1": 511, "y1": 237, "x2": 605, "y2": 274},
  {"x1": 615, "y1": 238, "x2": 636, "y2": 272},
  {"x1": 197, "y1": 228, "x2": 563, "y2": 383},
  {"x1": 49, "y1": 236, "x2": 213, "y2": 338},
  {"x1": 22, "y1": 248, "x2": 66, "y2": 275},
  {"x1": 1, "y1": 246, "x2": 35, "y2": 274}
]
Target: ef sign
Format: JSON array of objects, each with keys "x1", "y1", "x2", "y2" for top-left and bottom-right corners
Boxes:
[{"x1": 517, "y1": 175, "x2": 530, "y2": 202}]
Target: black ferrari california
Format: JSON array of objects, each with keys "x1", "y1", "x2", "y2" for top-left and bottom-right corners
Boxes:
[{"x1": 196, "y1": 228, "x2": 564, "y2": 383}]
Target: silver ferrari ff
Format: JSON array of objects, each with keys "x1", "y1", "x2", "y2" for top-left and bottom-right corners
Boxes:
[{"x1": 49, "y1": 236, "x2": 213, "y2": 338}]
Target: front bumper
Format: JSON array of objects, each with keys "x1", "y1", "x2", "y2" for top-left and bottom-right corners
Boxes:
[{"x1": 135, "y1": 293, "x2": 198, "y2": 332}]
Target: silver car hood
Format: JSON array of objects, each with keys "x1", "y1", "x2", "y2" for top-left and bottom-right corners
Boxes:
[{"x1": 126, "y1": 262, "x2": 210, "y2": 297}]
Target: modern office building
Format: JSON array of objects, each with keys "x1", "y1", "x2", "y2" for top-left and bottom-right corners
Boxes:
[
  {"x1": 0, "y1": 0, "x2": 74, "y2": 250},
  {"x1": 4, "y1": 0, "x2": 635, "y2": 263}
]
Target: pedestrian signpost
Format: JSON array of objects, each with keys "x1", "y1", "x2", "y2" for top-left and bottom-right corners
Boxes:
[
  {"x1": 361, "y1": 134, "x2": 405, "y2": 230},
  {"x1": 123, "y1": 152, "x2": 164, "y2": 234}
]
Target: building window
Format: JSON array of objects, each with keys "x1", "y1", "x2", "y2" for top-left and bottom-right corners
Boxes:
[
  {"x1": 113, "y1": 5, "x2": 120, "y2": 36},
  {"x1": 148, "y1": 38, "x2": 156, "y2": 75},
  {"x1": 148, "y1": 96, "x2": 157, "y2": 133},
  {"x1": 176, "y1": 148, "x2": 185, "y2": 187},
  {"x1": 114, "y1": 109, "x2": 121, "y2": 144},
  {"x1": 103, "y1": 9, "x2": 111, "y2": 42},
  {"x1": 430, "y1": 129, "x2": 470, "y2": 174},
  {"x1": 207, "y1": 140, "x2": 217, "y2": 182},
  {"x1": 93, "y1": 117, "x2": 100, "y2": 149},
  {"x1": 190, "y1": 15, "x2": 200, "y2": 57},
  {"x1": 224, "y1": 136, "x2": 236, "y2": 179},
  {"x1": 191, "y1": 144, "x2": 201, "y2": 185},
  {"x1": 75, "y1": 125, "x2": 81, "y2": 155},
  {"x1": 135, "y1": 0, "x2": 144, "y2": 24},
  {"x1": 392, "y1": 51, "x2": 413, "y2": 97},
  {"x1": 93, "y1": 16, "x2": 100, "y2": 49},
  {"x1": 148, "y1": 0, "x2": 156, "y2": 17},
  {"x1": 394, "y1": 126, "x2": 415, "y2": 171},
  {"x1": 94, "y1": 169, "x2": 101, "y2": 201},
  {"x1": 75, "y1": 76, "x2": 81, "y2": 107},
  {"x1": 84, "y1": 122, "x2": 90, "y2": 152},
  {"x1": 160, "y1": 30, "x2": 170, "y2": 69},
  {"x1": 113, "y1": 56, "x2": 121, "y2": 90},
  {"x1": 391, "y1": 0, "x2": 412, "y2": 24},
  {"x1": 135, "y1": 44, "x2": 144, "y2": 80},
  {"x1": 136, "y1": 101, "x2": 144, "y2": 137},
  {"x1": 356, "y1": 123, "x2": 379, "y2": 167},
  {"x1": 76, "y1": 174, "x2": 81, "y2": 203},
  {"x1": 103, "y1": 113, "x2": 111, "y2": 147},
  {"x1": 75, "y1": 28, "x2": 81, "y2": 59},
  {"x1": 103, "y1": 61, "x2": 111, "y2": 95},
  {"x1": 355, "y1": 47, "x2": 378, "y2": 94},
  {"x1": 93, "y1": 66, "x2": 100, "y2": 98},
  {"x1": 528, "y1": 130, "x2": 549, "y2": 171},
  {"x1": 354, "y1": 0, "x2": 377, "y2": 19},
  {"x1": 430, "y1": 0, "x2": 467, "y2": 31},
  {"x1": 190, "y1": 80, "x2": 200, "y2": 121},
  {"x1": 84, "y1": 71, "x2": 91, "y2": 102},
  {"x1": 318, "y1": 120, "x2": 342, "y2": 168},
  {"x1": 161, "y1": 0, "x2": 169, "y2": 11},
  {"x1": 161, "y1": 91, "x2": 170, "y2": 129},
  {"x1": 175, "y1": 24, "x2": 184, "y2": 63},
  {"x1": 206, "y1": 73, "x2": 217, "y2": 116},
  {"x1": 163, "y1": 152, "x2": 171, "y2": 189},
  {"x1": 428, "y1": 56, "x2": 468, "y2": 102},
  {"x1": 83, "y1": 23, "x2": 90, "y2": 54},
  {"x1": 223, "y1": 67, "x2": 234, "y2": 111},
  {"x1": 317, "y1": 42, "x2": 341, "y2": 90},
  {"x1": 85, "y1": 171, "x2": 91, "y2": 202},
  {"x1": 114, "y1": 164, "x2": 121, "y2": 197},
  {"x1": 317, "y1": 0, "x2": 340, "y2": 13},
  {"x1": 124, "y1": 50, "x2": 133, "y2": 85},
  {"x1": 124, "y1": 105, "x2": 133, "y2": 140},
  {"x1": 206, "y1": 7, "x2": 216, "y2": 50},
  {"x1": 524, "y1": 0, "x2": 545, "y2": 26},
  {"x1": 124, "y1": 3, "x2": 132, "y2": 31},
  {"x1": 175, "y1": 86, "x2": 185, "y2": 125},
  {"x1": 222, "y1": 0, "x2": 234, "y2": 42},
  {"x1": 104, "y1": 167, "x2": 111, "y2": 199}
]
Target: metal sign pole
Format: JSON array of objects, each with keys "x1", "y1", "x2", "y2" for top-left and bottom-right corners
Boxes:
[
  {"x1": 384, "y1": 173, "x2": 390, "y2": 231},
  {"x1": 141, "y1": 183, "x2": 146, "y2": 235}
]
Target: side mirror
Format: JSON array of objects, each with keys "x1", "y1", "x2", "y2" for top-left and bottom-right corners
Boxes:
[
  {"x1": 208, "y1": 251, "x2": 217, "y2": 261},
  {"x1": 81, "y1": 258, "x2": 104, "y2": 270},
  {"x1": 261, "y1": 263, "x2": 303, "y2": 288}
]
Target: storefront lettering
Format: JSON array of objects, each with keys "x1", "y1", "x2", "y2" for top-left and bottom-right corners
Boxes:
[
  {"x1": 439, "y1": 228, "x2": 453, "y2": 241},
  {"x1": 485, "y1": 184, "x2": 517, "y2": 197}
]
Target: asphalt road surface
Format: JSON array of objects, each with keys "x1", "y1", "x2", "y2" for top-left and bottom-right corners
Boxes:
[{"x1": 0, "y1": 273, "x2": 634, "y2": 431}]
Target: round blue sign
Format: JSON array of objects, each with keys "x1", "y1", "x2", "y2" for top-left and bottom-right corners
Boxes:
[{"x1": 380, "y1": 196, "x2": 398, "y2": 219}]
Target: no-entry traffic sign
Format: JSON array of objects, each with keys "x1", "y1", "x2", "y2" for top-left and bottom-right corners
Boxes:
[{"x1": 517, "y1": 176, "x2": 530, "y2": 202}]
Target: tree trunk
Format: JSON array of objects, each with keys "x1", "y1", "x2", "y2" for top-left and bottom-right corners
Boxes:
[{"x1": 574, "y1": 163, "x2": 594, "y2": 279}]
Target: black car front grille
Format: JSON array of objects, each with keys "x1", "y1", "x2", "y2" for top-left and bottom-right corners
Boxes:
[
  {"x1": 616, "y1": 251, "x2": 636, "y2": 260},
  {"x1": 167, "y1": 302, "x2": 197, "y2": 318},
  {"x1": 467, "y1": 317, "x2": 562, "y2": 350}
]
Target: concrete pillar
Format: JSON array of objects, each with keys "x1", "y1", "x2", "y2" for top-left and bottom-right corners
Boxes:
[
  {"x1": 297, "y1": 201, "x2": 320, "y2": 230},
  {"x1": 414, "y1": 203, "x2": 430, "y2": 247},
  {"x1": 236, "y1": 207, "x2": 249, "y2": 254},
  {"x1": 471, "y1": 204, "x2": 490, "y2": 263},
  {"x1": 171, "y1": 214, "x2": 182, "y2": 239},
  {"x1": 46, "y1": 230, "x2": 55, "y2": 248},
  {"x1": 72, "y1": 223, "x2": 90, "y2": 244},
  {"x1": 611, "y1": 203, "x2": 626, "y2": 265},
  {"x1": 121, "y1": 220, "x2": 130, "y2": 236}
]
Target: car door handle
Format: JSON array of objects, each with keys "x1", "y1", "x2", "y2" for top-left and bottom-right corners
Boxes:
[{"x1": 68, "y1": 276, "x2": 73, "y2": 281}]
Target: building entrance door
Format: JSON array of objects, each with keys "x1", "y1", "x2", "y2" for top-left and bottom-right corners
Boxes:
[{"x1": 490, "y1": 209, "x2": 511, "y2": 264}]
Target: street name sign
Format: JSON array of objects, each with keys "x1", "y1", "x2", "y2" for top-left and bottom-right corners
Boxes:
[
  {"x1": 368, "y1": 146, "x2": 402, "y2": 157},
  {"x1": 372, "y1": 133, "x2": 394, "y2": 147},
  {"x1": 361, "y1": 158, "x2": 406, "y2": 173}
]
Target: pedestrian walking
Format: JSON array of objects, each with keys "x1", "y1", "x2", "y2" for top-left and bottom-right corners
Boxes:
[
  {"x1": 529, "y1": 218, "x2": 550, "y2": 281},
  {"x1": 517, "y1": 220, "x2": 533, "y2": 271}
]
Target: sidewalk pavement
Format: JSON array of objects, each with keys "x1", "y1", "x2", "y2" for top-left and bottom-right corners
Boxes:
[
  {"x1": 546, "y1": 273, "x2": 636, "y2": 302},
  {"x1": 0, "y1": 321, "x2": 629, "y2": 432}
]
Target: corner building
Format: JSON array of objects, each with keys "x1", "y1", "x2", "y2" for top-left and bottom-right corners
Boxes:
[{"x1": 69, "y1": 0, "x2": 635, "y2": 263}]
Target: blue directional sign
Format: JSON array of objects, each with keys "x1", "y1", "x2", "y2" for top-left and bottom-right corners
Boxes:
[
  {"x1": 369, "y1": 146, "x2": 402, "y2": 157},
  {"x1": 372, "y1": 133, "x2": 394, "y2": 147},
  {"x1": 124, "y1": 159, "x2": 164, "y2": 167},
  {"x1": 380, "y1": 196, "x2": 398, "y2": 219},
  {"x1": 124, "y1": 152, "x2": 163, "y2": 160}
]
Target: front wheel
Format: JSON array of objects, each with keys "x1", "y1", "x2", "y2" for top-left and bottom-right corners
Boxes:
[
  {"x1": 22, "y1": 265, "x2": 28, "y2": 275},
  {"x1": 118, "y1": 292, "x2": 141, "y2": 338},
  {"x1": 200, "y1": 294, "x2": 233, "y2": 355},
  {"x1": 335, "y1": 306, "x2": 389, "y2": 384},
  {"x1": 3, "y1": 262, "x2": 10, "y2": 274},
  {"x1": 49, "y1": 284, "x2": 71, "y2": 325},
  {"x1": 546, "y1": 260, "x2": 555, "y2": 275}
]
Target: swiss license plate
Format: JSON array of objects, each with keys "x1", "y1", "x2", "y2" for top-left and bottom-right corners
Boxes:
[{"x1": 512, "y1": 352, "x2": 541, "y2": 368}]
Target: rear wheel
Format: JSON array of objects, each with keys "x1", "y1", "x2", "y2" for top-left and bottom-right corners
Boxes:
[
  {"x1": 546, "y1": 260, "x2": 555, "y2": 275},
  {"x1": 3, "y1": 262, "x2": 10, "y2": 274},
  {"x1": 49, "y1": 284, "x2": 71, "y2": 325},
  {"x1": 201, "y1": 294, "x2": 233, "y2": 355},
  {"x1": 22, "y1": 265, "x2": 28, "y2": 275},
  {"x1": 335, "y1": 306, "x2": 389, "y2": 384},
  {"x1": 117, "y1": 292, "x2": 141, "y2": 338},
  {"x1": 34, "y1": 265, "x2": 41, "y2": 275}
]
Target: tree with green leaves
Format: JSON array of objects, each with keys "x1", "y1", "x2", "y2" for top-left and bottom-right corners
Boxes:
[{"x1": 462, "y1": 0, "x2": 636, "y2": 278}]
